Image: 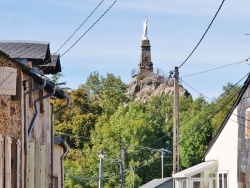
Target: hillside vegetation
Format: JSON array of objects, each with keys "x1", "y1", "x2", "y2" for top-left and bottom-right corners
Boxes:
[{"x1": 53, "y1": 72, "x2": 239, "y2": 188}]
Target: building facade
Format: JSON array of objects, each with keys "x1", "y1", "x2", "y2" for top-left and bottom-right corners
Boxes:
[{"x1": 0, "y1": 40, "x2": 69, "y2": 188}]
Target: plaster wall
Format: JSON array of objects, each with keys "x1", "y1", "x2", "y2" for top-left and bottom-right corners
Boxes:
[{"x1": 205, "y1": 108, "x2": 238, "y2": 187}]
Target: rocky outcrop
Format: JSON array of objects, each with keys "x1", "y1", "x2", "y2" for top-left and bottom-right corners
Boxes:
[{"x1": 126, "y1": 74, "x2": 189, "y2": 102}]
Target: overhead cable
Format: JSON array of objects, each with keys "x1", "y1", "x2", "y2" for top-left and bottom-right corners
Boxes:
[
  {"x1": 178, "y1": 0, "x2": 226, "y2": 69},
  {"x1": 56, "y1": 0, "x2": 105, "y2": 53},
  {"x1": 61, "y1": 0, "x2": 118, "y2": 57},
  {"x1": 181, "y1": 79, "x2": 213, "y2": 101},
  {"x1": 182, "y1": 57, "x2": 250, "y2": 77}
]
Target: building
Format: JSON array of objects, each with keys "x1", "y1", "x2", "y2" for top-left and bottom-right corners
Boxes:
[
  {"x1": 139, "y1": 177, "x2": 173, "y2": 188},
  {"x1": 173, "y1": 73, "x2": 250, "y2": 188},
  {"x1": 0, "y1": 40, "x2": 69, "y2": 188}
]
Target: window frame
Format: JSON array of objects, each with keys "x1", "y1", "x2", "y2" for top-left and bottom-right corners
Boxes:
[{"x1": 218, "y1": 171, "x2": 228, "y2": 188}]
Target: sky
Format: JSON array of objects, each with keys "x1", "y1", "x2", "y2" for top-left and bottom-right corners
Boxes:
[{"x1": 0, "y1": 0, "x2": 250, "y2": 100}]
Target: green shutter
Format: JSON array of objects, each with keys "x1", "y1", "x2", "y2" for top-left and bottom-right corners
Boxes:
[
  {"x1": 5, "y1": 136, "x2": 12, "y2": 188},
  {"x1": 0, "y1": 135, "x2": 3, "y2": 188},
  {"x1": 28, "y1": 142, "x2": 35, "y2": 188},
  {"x1": 40, "y1": 145, "x2": 45, "y2": 188}
]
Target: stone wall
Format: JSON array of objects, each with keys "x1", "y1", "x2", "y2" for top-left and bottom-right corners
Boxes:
[
  {"x1": 237, "y1": 86, "x2": 250, "y2": 187},
  {"x1": 0, "y1": 55, "x2": 22, "y2": 139}
]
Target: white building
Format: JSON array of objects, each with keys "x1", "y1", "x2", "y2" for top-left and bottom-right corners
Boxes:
[{"x1": 173, "y1": 73, "x2": 250, "y2": 188}]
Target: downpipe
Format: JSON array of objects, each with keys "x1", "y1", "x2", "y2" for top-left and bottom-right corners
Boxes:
[
  {"x1": 23, "y1": 78, "x2": 46, "y2": 188},
  {"x1": 52, "y1": 94, "x2": 70, "y2": 187}
]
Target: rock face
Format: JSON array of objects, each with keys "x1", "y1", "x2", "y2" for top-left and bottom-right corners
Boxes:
[{"x1": 126, "y1": 74, "x2": 189, "y2": 102}]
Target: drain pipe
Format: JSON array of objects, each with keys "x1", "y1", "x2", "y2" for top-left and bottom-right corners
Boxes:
[
  {"x1": 51, "y1": 103, "x2": 55, "y2": 188},
  {"x1": 54, "y1": 94, "x2": 70, "y2": 114},
  {"x1": 23, "y1": 78, "x2": 46, "y2": 188},
  {"x1": 54, "y1": 95, "x2": 70, "y2": 188},
  {"x1": 28, "y1": 85, "x2": 56, "y2": 139},
  {"x1": 61, "y1": 140, "x2": 69, "y2": 188}
]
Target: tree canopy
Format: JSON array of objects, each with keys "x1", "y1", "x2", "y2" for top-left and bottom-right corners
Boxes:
[{"x1": 53, "y1": 72, "x2": 238, "y2": 187}]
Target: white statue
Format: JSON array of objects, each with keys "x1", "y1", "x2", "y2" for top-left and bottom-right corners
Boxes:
[{"x1": 142, "y1": 19, "x2": 148, "y2": 40}]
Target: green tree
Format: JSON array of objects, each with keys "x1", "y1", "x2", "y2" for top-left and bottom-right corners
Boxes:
[{"x1": 180, "y1": 97, "x2": 212, "y2": 168}]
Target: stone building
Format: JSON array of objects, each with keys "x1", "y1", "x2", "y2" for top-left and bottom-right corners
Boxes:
[{"x1": 0, "y1": 41, "x2": 69, "y2": 188}]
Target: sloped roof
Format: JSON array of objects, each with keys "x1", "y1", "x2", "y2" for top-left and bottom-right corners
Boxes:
[
  {"x1": 204, "y1": 73, "x2": 250, "y2": 158},
  {"x1": 139, "y1": 177, "x2": 172, "y2": 188},
  {"x1": 172, "y1": 161, "x2": 217, "y2": 178},
  {"x1": 0, "y1": 50, "x2": 68, "y2": 100},
  {"x1": 39, "y1": 54, "x2": 61, "y2": 74},
  {"x1": 0, "y1": 40, "x2": 51, "y2": 65}
]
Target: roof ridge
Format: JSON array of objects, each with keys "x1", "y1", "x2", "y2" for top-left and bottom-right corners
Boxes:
[{"x1": 0, "y1": 40, "x2": 49, "y2": 44}]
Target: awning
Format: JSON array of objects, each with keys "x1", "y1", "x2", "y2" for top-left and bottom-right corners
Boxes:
[{"x1": 172, "y1": 161, "x2": 217, "y2": 178}]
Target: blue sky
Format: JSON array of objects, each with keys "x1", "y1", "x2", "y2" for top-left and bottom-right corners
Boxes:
[{"x1": 1, "y1": 0, "x2": 250, "y2": 99}]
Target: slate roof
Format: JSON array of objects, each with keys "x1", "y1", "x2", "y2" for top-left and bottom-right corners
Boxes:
[
  {"x1": 0, "y1": 40, "x2": 51, "y2": 65},
  {"x1": 40, "y1": 54, "x2": 62, "y2": 74},
  {"x1": 0, "y1": 50, "x2": 68, "y2": 99},
  {"x1": 139, "y1": 177, "x2": 172, "y2": 188}
]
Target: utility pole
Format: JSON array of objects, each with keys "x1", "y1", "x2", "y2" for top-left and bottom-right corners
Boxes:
[
  {"x1": 99, "y1": 150, "x2": 104, "y2": 188},
  {"x1": 173, "y1": 67, "x2": 180, "y2": 176},
  {"x1": 161, "y1": 148, "x2": 164, "y2": 179},
  {"x1": 120, "y1": 148, "x2": 126, "y2": 187}
]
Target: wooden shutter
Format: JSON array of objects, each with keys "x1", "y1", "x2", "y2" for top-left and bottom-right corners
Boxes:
[
  {"x1": 40, "y1": 145, "x2": 45, "y2": 188},
  {"x1": 5, "y1": 136, "x2": 12, "y2": 188},
  {"x1": 28, "y1": 142, "x2": 35, "y2": 188},
  {"x1": 0, "y1": 135, "x2": 3, "y2": 188},
  {"x1": 16, "y1": 139, "x2": 21, "y2": 188}
]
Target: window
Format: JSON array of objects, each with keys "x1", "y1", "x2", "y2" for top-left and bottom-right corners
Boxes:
[
  {"x1": 53, "y1": 176, "x2": 59, "y2": 188},
  {"x1": 39, "y1": 89, "x2": 44, "y2": 113},
  {"x1": 218, "y1": 172, "x2": 228, "y2": 188},
  {"x1": 28, "y1": 79, "x2": 33, "y2": 108}
]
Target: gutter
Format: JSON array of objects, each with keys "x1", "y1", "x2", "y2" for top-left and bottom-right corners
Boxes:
[{"x1": 61, "y1": 140, "x2": 69, "y2": 188}]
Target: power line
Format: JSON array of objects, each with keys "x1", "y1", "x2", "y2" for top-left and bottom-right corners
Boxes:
[
  {"x1": 56, "y1": 0, "x2": 105, "y2": 53},
  {"x1": 181, "y1": 79, "x2": 213, "y2": 101},
  {"x1": 182, "y1": 57, "x2": 249, "y2": 78},
  {"x1": 166, "y1": 73, "x2": 249, "y2": 153},
  {"x1": 178, "y1": 0, "x2": 226, "y2": 69},
  {"x1": 38, "y1": 0, "x2": 114, "y2": 74},
  {"x1": 60, "y1": 0, "x2": 118, "y2": 57}
]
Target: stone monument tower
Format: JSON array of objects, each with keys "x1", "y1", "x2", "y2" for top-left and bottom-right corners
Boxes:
[{"x1": 138, "y1": 19, "x2": 153, "y2": 75}]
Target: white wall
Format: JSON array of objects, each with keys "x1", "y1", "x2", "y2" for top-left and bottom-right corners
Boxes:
[{"x1": 205, "y1": 108, "x2": 238, "y2": 187}]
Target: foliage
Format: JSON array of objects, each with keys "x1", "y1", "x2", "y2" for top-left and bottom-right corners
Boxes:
[
  {"x1": 179, "y1": 97, "x2": 212, "y2": 168},
  {"x1": 210, "y1": 82, "x2": 240, "y2": 135},
  {"x1": 53, "y1": 72, "x2": 239, "y2": 187}
]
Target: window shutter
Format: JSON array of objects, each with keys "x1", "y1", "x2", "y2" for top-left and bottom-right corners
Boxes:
[
  {"x1": 40, "y1": 145, "x2": 45, "y2": 188},
  {"x1": 0, "y1": 135, "x2": 3, "y2": 188},
  {"x1": 16, "y1": 139, "x2": 21, "y2": 188},
  {"x1": 5, "y1": 136, "x2": 12, "y2": 188},
  {"x1": 0, "y1": 67, "x2": 17, "y2": 95},
  {"x1": 28, "y1": 142, "x2": 35, "y2": 188}
]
